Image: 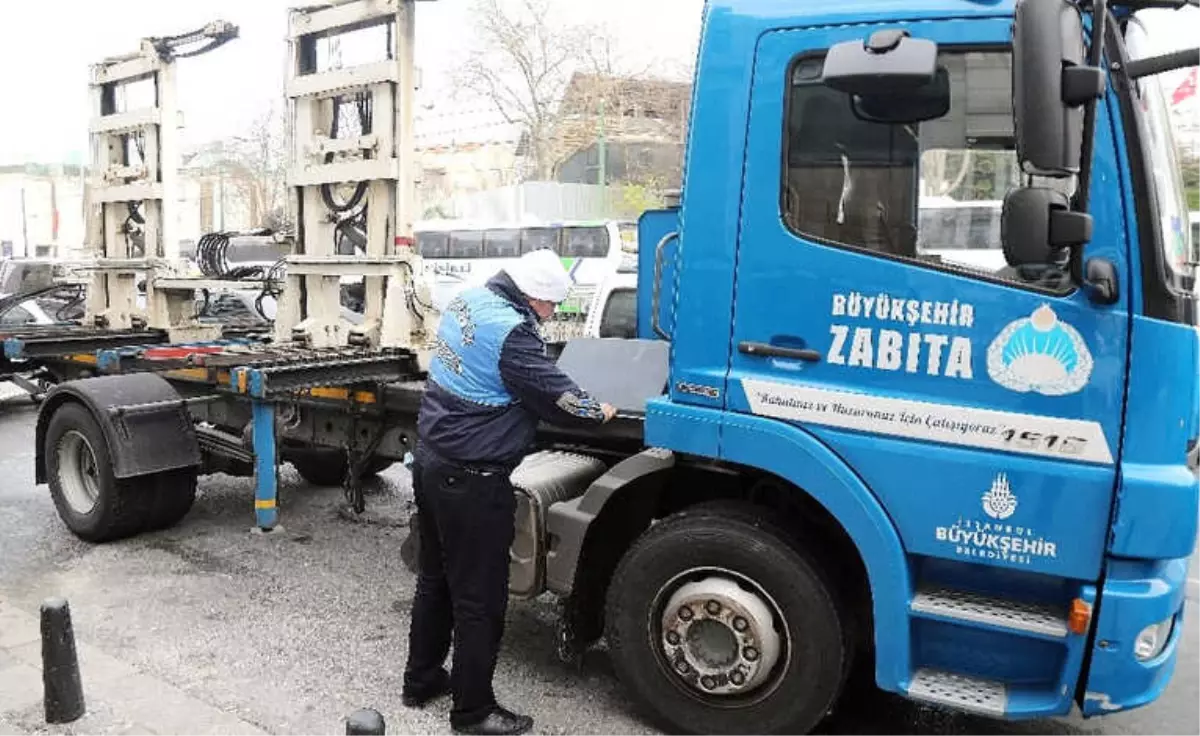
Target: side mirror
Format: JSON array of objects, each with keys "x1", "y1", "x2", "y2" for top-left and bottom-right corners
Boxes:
[
  {"x1": 852, "y1": 66, "x2": 951, "y2": 124},
  {"x1": 823, "y1": 29, "x2": 938, "y2": 95},
  {"x1": 1002, "y1": 187, "x2": 1092, "y2": 267},
  {"x1": 1012, "y1": 0, "x2": 1105, "y2": 175},
  {"x1": 1084, "y1": 257, "x2": 1119, "y2": 305}
]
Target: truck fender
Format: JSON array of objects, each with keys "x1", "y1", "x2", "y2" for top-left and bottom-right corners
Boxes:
[
  {"x1": 35, "y1": 374, "x2": 201, "y2": 484},
  {"x1": 718, "y1": 410, "x2": 911, "y2": 694},
  {"x1": 545, "y1": 447, "x2": 676, "y2": 594}
]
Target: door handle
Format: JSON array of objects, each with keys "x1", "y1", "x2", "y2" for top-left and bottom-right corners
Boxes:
[{"x1": 738, "y1": 341, "x2": 821, "y2": 362}]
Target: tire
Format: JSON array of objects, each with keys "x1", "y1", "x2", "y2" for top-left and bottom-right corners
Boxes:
[
  {"x1": 45, "y1": 403, "x2": 155, "y2": 542},
  {"x1": 143, "y1": 468, "x2": 198, "y2": 532},
  {"x1": 605, "y1": 504, "x2": 848, "y2": 735},
  {"x1": 290, "y1": 449, "x2": 392, "y2": 487}
]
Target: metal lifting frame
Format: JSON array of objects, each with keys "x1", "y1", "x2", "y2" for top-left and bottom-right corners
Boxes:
[
  {"x1": 85, "y1": 22, "x2": 238, "y2": 342},
  {"x1": 278, "y1": 0, "x2": 437, "y2": 359}
]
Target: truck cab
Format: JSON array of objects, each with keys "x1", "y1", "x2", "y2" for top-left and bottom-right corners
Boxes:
[{"x1": 398, "y1": 0, "x2": 1197, "y2": 731}]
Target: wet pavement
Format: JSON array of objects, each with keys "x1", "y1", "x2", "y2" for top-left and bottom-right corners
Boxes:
[{"x1": 0, "y1": 395, "x2": 1196, "y2": 735}]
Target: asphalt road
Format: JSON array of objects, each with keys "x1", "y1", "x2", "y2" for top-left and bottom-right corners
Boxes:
[{"x1": 0, "y1": 396, "x2": 1196, "y2": 735}]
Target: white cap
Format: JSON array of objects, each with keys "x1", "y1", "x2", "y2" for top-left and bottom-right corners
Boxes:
[{"x1": 505, "y1": 249, "x2": 572, "y2": 303}]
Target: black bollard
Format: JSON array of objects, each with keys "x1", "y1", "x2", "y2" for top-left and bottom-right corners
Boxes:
[
  {"x1": 40, "y1": 597, "x2": 85, "y2": 724},
  {"x1": 346, "y1": 708, "x2": 385, "y2": 735}
]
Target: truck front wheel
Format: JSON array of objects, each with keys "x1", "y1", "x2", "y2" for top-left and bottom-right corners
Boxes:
[{"x1": 605, "y1": 505, "x2": 847, "y2": 734}]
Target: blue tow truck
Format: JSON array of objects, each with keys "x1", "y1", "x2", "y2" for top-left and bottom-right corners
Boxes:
[{"x1": 8, "y1": 0, "x2": 1198, "y2": 732}]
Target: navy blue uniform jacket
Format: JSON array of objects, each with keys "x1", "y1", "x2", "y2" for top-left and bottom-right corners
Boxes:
[{"x1": 417, "y1": 271, "x2": 606, "y2": 466}]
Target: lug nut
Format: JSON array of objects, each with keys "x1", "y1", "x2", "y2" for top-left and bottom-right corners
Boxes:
[
  {"x1": 700, "y1": 676, "x2": 716, "y2": 690},
  {"x1": 732, "y1": 616, "x2": 748, "y2": 632},
  {"x1": 678, "y1": 606, "x2": 694, "y2": 621},
  {"x1": 705, "y1": 600, "x2": 721, "y2": 615},
  {"x1": 676, "y1": 660, "x2": 690, "y2": 674},
  {"x1": 743, "y1": 646, "x2": 759, "y2": 662},
  {"x1": 730, "y1": 670, "x2": 746, "y2": 686},
  {"x1": 665, "y1": 630, "x2": 681, "y2": 646}
]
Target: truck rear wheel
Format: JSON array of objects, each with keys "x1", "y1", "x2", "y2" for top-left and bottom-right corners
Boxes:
[
  {"x1": 45, "y1": 403, "x2": 155, "y2": 542},
  {"x1": 143, "y1": 468, "x2": 198, "y2": 532},
  {"x1": 290, "y1": 449, "x2": 392, "y2": 487},
  {"x1": 605, "y1": 505, "x2": 847, "y2": 734}
]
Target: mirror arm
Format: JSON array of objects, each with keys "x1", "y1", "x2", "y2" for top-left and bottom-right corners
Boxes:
[
  {"x1": 1072, "y1": 0, "x2": 1109, "y2": 215},
  {"x1": 1125, "y1": 48, "x2": 1200, "y2": 79},
  {"x1": 1050, "y1": 209, "x2": 1095, "y2": 286}
]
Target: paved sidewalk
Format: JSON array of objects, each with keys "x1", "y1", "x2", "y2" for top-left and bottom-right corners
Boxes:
[{"x1": 0, "y1": 600, "x2": 266, "y2": 735}]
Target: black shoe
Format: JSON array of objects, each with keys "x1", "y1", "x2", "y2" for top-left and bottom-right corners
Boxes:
[
  {"x1": 451, "y1": 706, "x2": 534, "y2": 735},
  {"x1": 402, "y1": 670, "x2": 450, "y2": 708}
]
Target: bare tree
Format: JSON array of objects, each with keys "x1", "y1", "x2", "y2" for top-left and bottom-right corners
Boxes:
[
  {"x1": 453, "y1": 0, "x2": 692, "y2": 194},
  {"x1": 233, "y1": 104, "x2": 290, "y2": 230},
  {"x1": 454, "y1": 0, "x2": 600, "y2": 180},
  {"x1": 198, "y1": 103, "x2": 290, "y2": 232}
]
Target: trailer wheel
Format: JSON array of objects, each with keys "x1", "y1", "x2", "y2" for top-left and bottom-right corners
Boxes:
[
  {"x1": 144, "y1": 469, "x2": 198, "y2": 532},
  {"x1": 605, "y1": 505, "x2": 847, "y2": 735},
  {"x1": 45, "y1": 402, "x2": 154, "y2": 542},
  {"x1": 290, "y1": 449, "x2": 392, "y2": 487}
]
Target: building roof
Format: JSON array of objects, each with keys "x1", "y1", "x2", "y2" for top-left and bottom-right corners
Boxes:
[
  {"x1": 558, "y1": 73, "x2": 691, "y2": 118},
  {"x1": 414, "y1": 104, "x2": 524, "y2": 152}
]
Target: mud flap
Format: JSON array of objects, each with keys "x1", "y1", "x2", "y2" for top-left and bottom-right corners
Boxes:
[{"x1": 36, "y1": 374, "x2": 201, "y2": 483}]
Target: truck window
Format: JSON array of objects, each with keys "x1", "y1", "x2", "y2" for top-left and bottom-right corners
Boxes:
[
  {"x1": 484, "y1": 229, "x2": 521, "y2": 258},
  {"x1": 417, "y1": 232, "x2": 449, "y2": 258},
  {"x1": 563, "y1": 226, "x2": 610, "y2": 258},
  {"x1": 782, "y1": 50, "x2": 1057, "y2": 289},
  {"x1": 447, "y1": 230, "x2": 484, "y2": 259},
  {"x1": 521, "y1": 227, "x2": 559, "y2": 254},
  {"x1": 598, "y1": 287, "x2": 637, "y2": 338},
  {"x1": 1124, "y1": 19, "x2": 1195, "y2": 282}
]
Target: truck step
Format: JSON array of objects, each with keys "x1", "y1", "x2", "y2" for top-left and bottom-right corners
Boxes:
[
  {"x1": 910, "y1": 585, "x2": 1068, "y2": 638},
  {"x1": 907, "y1": 668, "x2": 1007, "y2": 717}
]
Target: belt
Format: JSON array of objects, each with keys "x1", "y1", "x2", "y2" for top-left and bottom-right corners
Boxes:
[{"x1": 417, "y1": 442, "x2": 519, "y2": 477}]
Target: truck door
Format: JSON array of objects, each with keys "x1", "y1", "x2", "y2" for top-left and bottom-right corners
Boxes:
[{"x1": 727, "y1": 20, "x2": 1131, "y2": 583}]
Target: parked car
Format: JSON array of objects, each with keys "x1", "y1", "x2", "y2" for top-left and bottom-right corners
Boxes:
[{"x1": 583, "y1": 269, "x2": 638, "y2": 339}]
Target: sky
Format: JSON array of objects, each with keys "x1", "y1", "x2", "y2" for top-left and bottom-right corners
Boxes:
[
  {"x1": 0, "y1": 0, "x2": 703, "y2": 165},
  {"x1": 0, "y1": 0, "x2": 1195, "y2": 166}
]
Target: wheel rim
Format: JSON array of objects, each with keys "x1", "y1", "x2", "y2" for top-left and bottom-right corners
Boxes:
[
  {"x1": 653, "y1": 566, "x2": 790, "y2": 706},
  {"x1": 57, "y1": 430, "x2": 101, "y2": 515}
]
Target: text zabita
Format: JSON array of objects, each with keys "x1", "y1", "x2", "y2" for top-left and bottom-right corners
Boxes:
[{"x1": 829, "y1": 292, "x2": 976, "y2": 380}]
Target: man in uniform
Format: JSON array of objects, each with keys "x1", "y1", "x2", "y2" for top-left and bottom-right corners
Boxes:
[{"x1": 402, "y1": 249, "x2": 616, "y2": 735}]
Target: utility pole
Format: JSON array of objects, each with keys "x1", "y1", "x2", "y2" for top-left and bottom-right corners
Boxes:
[
  {"x1": 19, "y1": 185, "x2": 29, "y2": 257},
  {"x1": 597, "y1": 97, "x2": 607, "y2": 190}
]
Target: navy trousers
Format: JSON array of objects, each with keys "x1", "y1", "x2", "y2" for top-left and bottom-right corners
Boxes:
[{"x1": 403, "y1": 445, "x2": 517, "y2": 726}]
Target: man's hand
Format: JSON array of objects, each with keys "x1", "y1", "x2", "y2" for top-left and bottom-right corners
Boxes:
[{"x1": 601, "y1": 403, "x2": 618, "y2": 423}]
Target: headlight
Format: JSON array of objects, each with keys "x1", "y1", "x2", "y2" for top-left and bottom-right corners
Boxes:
[{"x1": 1134, "y1": 616, "x2": 1175, "y2": 661}]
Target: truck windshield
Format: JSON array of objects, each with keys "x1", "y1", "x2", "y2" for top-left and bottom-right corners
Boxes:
[
  {"x1": 783, "y1": 50, "x2": 1054, "y2": 287},
  {"x1": 1124, "y1": 17, "x2": 1196, "y2": 285}
]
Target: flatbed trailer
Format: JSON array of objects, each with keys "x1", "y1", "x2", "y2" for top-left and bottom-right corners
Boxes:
[{"x1": 16, "y1": 328, "x2": 656, "y2": 523}]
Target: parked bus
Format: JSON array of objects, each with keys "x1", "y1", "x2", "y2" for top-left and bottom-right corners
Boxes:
[{"x1": 415, "y1": 220, "x2": 638, "y2": 315}]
